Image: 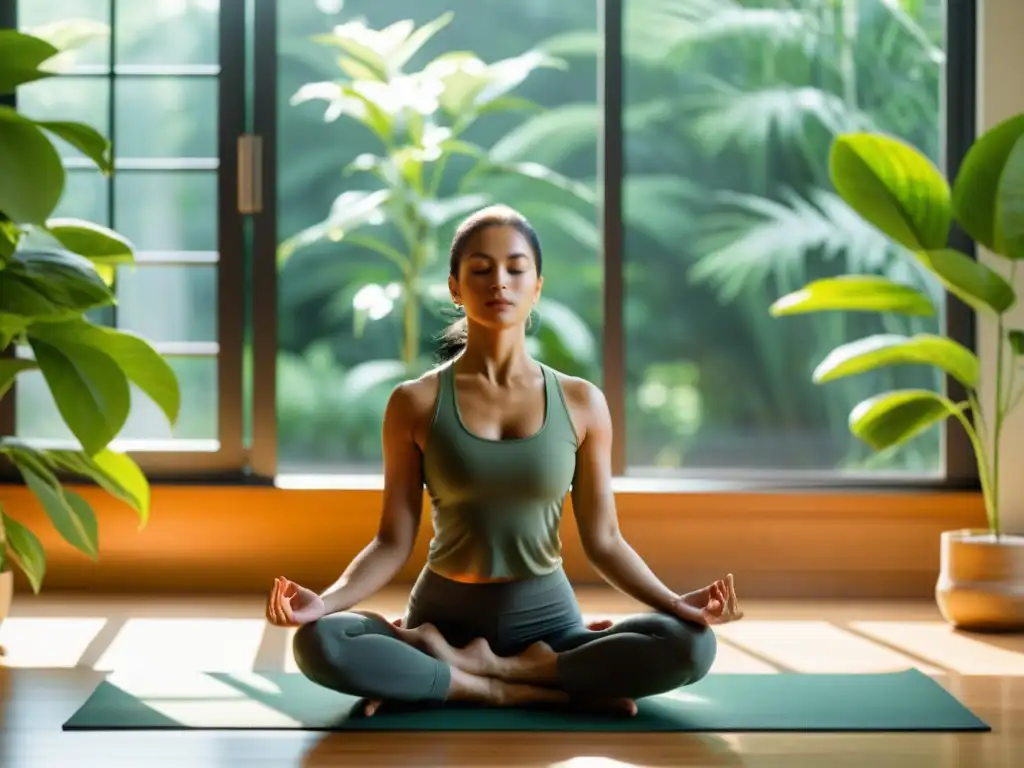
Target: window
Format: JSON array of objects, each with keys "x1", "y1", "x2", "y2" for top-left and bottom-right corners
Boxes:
[
  {"x1": 274, "y1": 0, "x2": 601, "y2": 472},
  {"x1": 4, "y1": 0, "x2": 977, "y2": 487},
  {"x1": 7, "y1": 0, "x2": 246, "y2": 476}
]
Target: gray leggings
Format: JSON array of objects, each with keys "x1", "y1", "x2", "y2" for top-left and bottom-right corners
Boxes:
[{"x1": 292, "y1": 566, "x2": 717, "y2": 703}]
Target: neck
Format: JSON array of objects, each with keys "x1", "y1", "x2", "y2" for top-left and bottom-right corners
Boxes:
[{"x1": 457, "y1": 322, "x2": 535, "y2": 383}]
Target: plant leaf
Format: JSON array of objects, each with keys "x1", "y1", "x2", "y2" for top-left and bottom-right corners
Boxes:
[
  {"x1": 277, "y1": 188, "x2": 392, "y2": 263},
  {"x1": 0, "y1": 29, "x2": 59, "y2": 93},
  {"x1": 0, "y1": 247, "x2": 114, "y2": 321},
  {"x1": 0, "y1": 357, "x2": 38, "y2": 399},
  {"x1": 28, "y1": 336, "x2": 132, "y2": 455},
  {"x1": 0, "y1": 106, "x2": 65, "y2": 224},
  {"x1": 829, "y1": 132, "x2": 951, "y2": 252},
  {"x1": 45, "y1": 448, "x2": 150, "y2": 528},
  {"x1": 951, "y1": 113, "x2": 1024, "y2": 259},
  {"x1": 914, "y1": 248, "x2": 1017, "y2": 314},
  {"x1": 1009, "y1": 329, "x2": 1024, "y2": 356},
  {"x1": 14, "y1": 458, "x2": 99, "y2": 559},
  {"x1": 45, "y1": 217, "x2": 135, "y2": 277},
  {"x1": 36, "y1": 121, "x2": 113, "y2": 175},
  {"x1": 849, "y1": 389, "x2": 964, "y2": 451},
  {"x1": 1, "y1": 508, "x2": 47, "y2": 594},
  {"x1": 770, "y1": 276, "x2": 935, "y2": 316},
  {"x1": 814, "y1": 333, "x2": 980, "y2": 390},
  {"x1": 29, "y1": 319, "x2": 181, "y2": 429}
]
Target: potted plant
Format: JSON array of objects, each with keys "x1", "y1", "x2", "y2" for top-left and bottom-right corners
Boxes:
[
  {"x1": 770, "y1": 113, "x2": 1024, "y2": 631},
  {"x1": 0, "y1": 28, "x2": 180, "y2": 640}
]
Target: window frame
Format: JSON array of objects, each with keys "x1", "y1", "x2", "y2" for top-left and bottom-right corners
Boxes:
[{"x1": 0, "y1": 0, "x2": 250, "y2": 481}]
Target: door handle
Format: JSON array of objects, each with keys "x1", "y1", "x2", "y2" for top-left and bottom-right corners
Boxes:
[{"x1": 237, "y1": 133, "x2": 263, "y2": 214}]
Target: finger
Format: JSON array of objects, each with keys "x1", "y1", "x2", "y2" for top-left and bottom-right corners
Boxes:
[
  {"x1": 392, "y1": 617, "x2": 404, "y2": 628},
  {"x1": 268, "y1": 579, "x2": 283, "y2": 625},
  {"x1": 364, "y1": 700, "x2": 382, "y2": 717}
]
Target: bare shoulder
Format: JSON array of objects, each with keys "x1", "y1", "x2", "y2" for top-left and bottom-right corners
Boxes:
[
  {"x1": 387, "y1": 364, "x2": 447, "y2": 445},
  {"x1": 550, "y1": 369, "x2": 611, "y2": 442}
]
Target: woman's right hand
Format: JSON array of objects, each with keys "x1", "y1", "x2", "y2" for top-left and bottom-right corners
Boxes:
[{"x1": 266, "y1": 576, "x2": 326, "y2": 627}]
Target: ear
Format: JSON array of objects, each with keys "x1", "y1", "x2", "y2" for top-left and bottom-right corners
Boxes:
[
  {"x1": 448, "y1": 274, "x2": 461, "y2": 305},
  {"x1": 533, "y1": 275, "x2": 544, "y2": 303}
]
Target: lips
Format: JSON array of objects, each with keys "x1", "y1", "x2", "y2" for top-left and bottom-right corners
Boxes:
[{"x1": 485, "y1": 299, "x2": 513, "y2": 307}]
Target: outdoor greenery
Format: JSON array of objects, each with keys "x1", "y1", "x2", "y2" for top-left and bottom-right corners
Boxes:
[
  {"x1": 772, "y1": 117, "x2": 1024, "y2": 536},
  {"x1": 0, "y1": 26, "x2": 180, "y2": 592}
]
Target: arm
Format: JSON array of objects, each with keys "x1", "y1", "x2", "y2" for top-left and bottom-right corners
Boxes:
[
  {"x1": 319, "y1": 383, "x2": 424, "y2": 616},
  {"x1": 569, "y1": 382, "x2": 704, "y2": 623}
]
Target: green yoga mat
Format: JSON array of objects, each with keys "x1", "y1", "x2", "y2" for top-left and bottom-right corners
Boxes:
[{"x1": 62, "y1": 668, "x2": 989, "y2": 732}]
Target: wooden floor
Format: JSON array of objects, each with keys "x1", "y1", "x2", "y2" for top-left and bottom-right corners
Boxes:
[{"x1": 1, "y1": 588, "x2": 1022, "y2": 767}]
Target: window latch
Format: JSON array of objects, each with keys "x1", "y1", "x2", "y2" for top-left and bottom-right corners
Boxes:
[{"x1": 237, "y1": 133, "x2": 263, "y2": 215}]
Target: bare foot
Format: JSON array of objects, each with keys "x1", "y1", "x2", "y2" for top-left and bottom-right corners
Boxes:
[
  {"x1": 396, "y1": 622, "x2": 503, "y2": 678},
  {"x1": 682, "y1": 573, "x2": 743, "y2": 624}
]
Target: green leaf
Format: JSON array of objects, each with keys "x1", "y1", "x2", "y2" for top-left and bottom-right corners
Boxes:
[
  {"x1": 14, "y1": 458, "x2": 99, "y2": 559},
  {"x1": 3, "y1": 442, "x2": 60, "y2": 486},
  {"x1": 770, "y1": 276, "x2": 935, "y2": 316},
  {"x1": 277, "y1": 188, "x2": 392, "y2": 263},
  {"x1": 45, "y1": 217, "x2": 135, "y2": 264},
  {"x1": 389, "y1": 12, "x2": 453, "y2": 72},
  {"x1": 29, "y1": 336, "x2": 132, "y2": 455},
  {"x1": 36, "y1": 121, "x2": 113, "y2": 175},
  {"x1": 0, "y1": 247, "x2": 115, "y2": 321},
  {"x1": 829, "y1": 132, "x2": 951, "y2": 252},
  {"x1": 849, "y1": 389, "x2": 965, "y2": 451},
  {"x1": 0, "y1": 315, "x2": 30, "y2": 351},
  {"x1": 951, "y1": 113, "x2": 1024, "y2": 259},
  {"x1": 1009, "y1": 329, "x2": 1024, "y2": 356},
  {"x1": 1, "y1": 509, "x2": 46, "y2": 594},
  {"x1": 814, "y1": 333, "x2": 981, "y2": 390},
  {"x1": 914, "y1": 248, "x2": 1017, "y2": 314},
  {"x1": 0, "y1": 106, "x2": 65, "y2": 224},
  {"x1": 46, "y1": 448, "x2": 150, "y2": 528},
  {"x1": 0, "y1": 29, "x2": 59, "y2": 93},
  {"x1": 0, "y1": 357, "x2": 38, "y2": 399},
  {"x1": 466, "y1": 161, "x2": 596, "y2": 205},
  {"x1": 29, "y1": 319, "x2": 180, "y2": 428}
]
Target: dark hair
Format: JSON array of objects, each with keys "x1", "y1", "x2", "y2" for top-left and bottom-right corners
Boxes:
[{"x1": 436, "y1": 205, "x2": 543, "y2": 362}]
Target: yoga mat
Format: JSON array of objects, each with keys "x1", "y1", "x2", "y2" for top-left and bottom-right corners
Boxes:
[{"x1": 62, "y1": 668, "x2": 989, "y2": 732}]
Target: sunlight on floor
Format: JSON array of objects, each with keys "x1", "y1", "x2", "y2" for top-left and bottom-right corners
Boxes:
[
  {"x1": 93, "y1": 619, "x2": 267, "y2": 671},
  {"x1": 0, "y1": 618, "x2": 108, "y2": 667},
  {"x1": 104, "y1": 670, "x2": 305, "y2": 727},
  {"x1": 714, "y1": 620, "x2": 947, "y2": 675},
  {"x1": 848, "y1": 621, "x2": 1024, "y2": 676}
]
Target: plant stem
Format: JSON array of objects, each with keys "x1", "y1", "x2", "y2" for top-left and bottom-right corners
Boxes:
[{"x1": 960, "y1": 396, "x2": 997, "y2": 535}]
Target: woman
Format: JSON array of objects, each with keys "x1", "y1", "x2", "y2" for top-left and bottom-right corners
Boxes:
[{"x1": 266, "y1": 205, "x2": 743, "y2": 717}]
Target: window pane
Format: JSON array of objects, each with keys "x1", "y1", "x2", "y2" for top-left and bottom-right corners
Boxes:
[
  {"x1": 115, "y1": 0, "x2": 218, "y2": 66},
  {"x1": 16, "y1": 356, "x2": 217, "y2": 441},
  {"x1": 114, "y1": 171, "x2": 217, "y2": 251},
  {"x1": 115, "y1": 77, "x2": 218, "y2": 158},
  {"x1": 116, "y1": 265, "x2": 217, "y2": 342},
  {"x1": 54, "y1": 171, "x2": 110, "y2": 225},
  {"x1": 17, "y1": 0, "x2": 111, "y2": 68},
  {"x1": 275, "y1": 1, "x2": 601, "y2": 473},
  {"x1": 17, "y1": 77, "x2": 109, "y2": 159},
  {"x1": 621, "y1": 0, "x2": 946, "y2": 476}
]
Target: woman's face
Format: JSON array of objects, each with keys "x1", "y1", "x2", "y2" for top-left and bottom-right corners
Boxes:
[{"x1": 449, "y1": 224, "x2": 543, "y2": 329}]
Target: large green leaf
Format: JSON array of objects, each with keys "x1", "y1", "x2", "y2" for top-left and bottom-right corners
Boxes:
[
  {"x1": 814, "y1": 334, "x2": 980, "y2": 390},
  {"x1": 0, "y1": 106, "x2": 65, "y2": 224},
  {"x1": 951, "y1": 113, "x2": 1024, "y2": 259},
  {"x1": 0, "y1": 29, "x2": 59, "y2": 93},
  {"x1": 13, "y1": 458, "x2": 99, "y2": 559},
  {"x1": 829, "y1": 132, "x2": 951, "y2": 252},
  {"x1": 849, "y1": 389, "x2": 964, "y2": 451},
  {"x1": 0, "y1": 357, "x2": 38, "y2": 399},
  {"x1": 36, "y1": 121, "x2": 113, "y2": 175},
  {"x1": 0, "y1": 507, "x2": 47, "y2": 594},
  {"x1": 0, "y1": 248, "x2": 114, "y2": 320},
  {"x1": 45, "y1": 218, "x2": 135, "y2": 284},
  {"x1": 770, "y1": 276, "x2": 934, "y2": 316},
  {"x1": 914, "y1": 248, "x2": 1016, "y2": 314},
  {"x1": 46, "y1": 448, "x2": 150, "y2": 528},
  {"x1": 29, "y1": 319, "x2": 180, "y2": 428},
  {"x1": 29, "y1": 336, "x2": 132, "y2": 455}
]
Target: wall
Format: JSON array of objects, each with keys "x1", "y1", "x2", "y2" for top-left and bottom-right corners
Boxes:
[{"x1": 978, "y1": 0, "x2": 1024, "y2": 536}]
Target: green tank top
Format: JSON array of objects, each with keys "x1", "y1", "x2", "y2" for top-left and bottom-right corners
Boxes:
[{"x1": 422, "y1": 361, "x2": 579, "y2": 580}]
